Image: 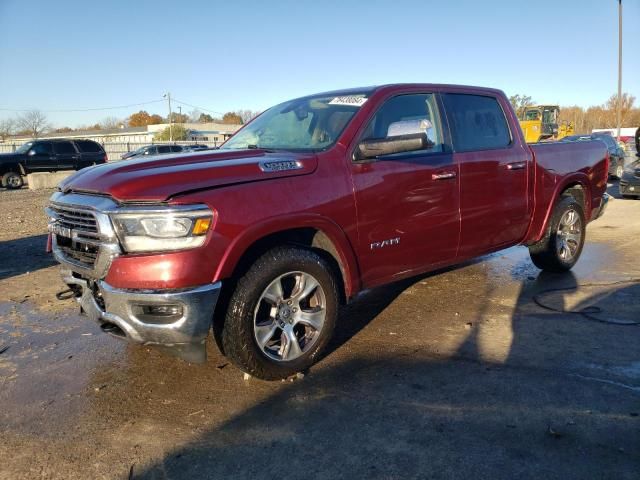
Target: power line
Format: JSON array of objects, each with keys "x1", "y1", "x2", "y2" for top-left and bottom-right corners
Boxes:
[
  {"x1": 172, "y1": 99, "x2": 225, "y2": 116},
  {"x1": 0, "y1": 99, "x2": 165, "y2": 113}
]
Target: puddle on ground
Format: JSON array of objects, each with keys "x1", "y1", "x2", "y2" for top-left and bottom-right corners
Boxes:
[{"x1": 0, "y1": 300, "x2": 126, "y2": 434}]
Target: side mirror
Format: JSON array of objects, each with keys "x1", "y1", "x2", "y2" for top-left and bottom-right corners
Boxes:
[
  {"x1": 28, "y1": 149, "x2": 37, "y2": 156},
  {"x1": 356, "y1": 133, "x2": 434, "y2": 160}
]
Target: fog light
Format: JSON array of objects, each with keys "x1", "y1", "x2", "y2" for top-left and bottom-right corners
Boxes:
[
  {"x1": 132, "y1": 303, "x2": 184, "y2": 324},
  {"x1": 142, "y1": 304, "x2": 183, "y2": 316}
]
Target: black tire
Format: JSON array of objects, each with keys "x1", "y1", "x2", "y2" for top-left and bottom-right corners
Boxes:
[
  {"x1": 222, "y1": 246, "x2": 339, "y2": 380},
  {"x1": 529, "y1": 195, "x2": 586, "y2": 272},
  {"x1": 2, "y1": 172, "x2": 24, "y2": 189}
]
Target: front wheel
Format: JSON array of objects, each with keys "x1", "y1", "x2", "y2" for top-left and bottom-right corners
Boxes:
[
  {"x1": 529, "y1": 196, "x2": 586, "y2": 272},
  {"x1": 614, "y1": 162, "x2": 624, "y2": 179},
  {"x1": 222, "y1": 246, "x2": 339, "y2": 380},
  {"x1": 1, "y1": 172, "x2": 24, "y2": 189}
]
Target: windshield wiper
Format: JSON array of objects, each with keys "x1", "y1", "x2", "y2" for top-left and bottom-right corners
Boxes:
[{"x1": 247, "y1": 144, "x2": 277, "y2": 152}]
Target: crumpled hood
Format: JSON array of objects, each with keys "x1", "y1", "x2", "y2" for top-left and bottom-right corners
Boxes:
[{"x1": 58, "y1": 149, "x2": 318, "y2": 202}]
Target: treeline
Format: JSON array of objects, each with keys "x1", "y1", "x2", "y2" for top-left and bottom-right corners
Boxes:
[
  {"x1": 510, "y1": 93, "x2": 639, "y2": 135},
  {"x1": 0, "y1": 108, "x2": 261, "y2": 140}
]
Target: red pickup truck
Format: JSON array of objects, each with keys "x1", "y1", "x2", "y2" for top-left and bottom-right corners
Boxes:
[{"x1": 47, "y1": 84, "x2": 609, "y2": 380}]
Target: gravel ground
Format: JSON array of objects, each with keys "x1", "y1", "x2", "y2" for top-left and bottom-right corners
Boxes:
[{"x1": 0, "y1": 185, "x2": 639, "y2": 480}]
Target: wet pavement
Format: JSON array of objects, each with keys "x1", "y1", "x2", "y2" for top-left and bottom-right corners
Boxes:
[{"x1": 0, "y1": 187, "x2": 639, "y2": 479}]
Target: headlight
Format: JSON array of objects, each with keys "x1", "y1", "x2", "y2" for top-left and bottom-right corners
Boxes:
[{"x1": 110, "y1": 205, "x2": 214, "y2": 253}]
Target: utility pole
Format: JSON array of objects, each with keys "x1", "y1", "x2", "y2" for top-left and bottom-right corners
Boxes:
[
  {"x1": 616, "y1": 0, "x2": 622, "y2": 141},
  {"x1": 164, "y1": 92, "x2": 173, "y2": 142}
]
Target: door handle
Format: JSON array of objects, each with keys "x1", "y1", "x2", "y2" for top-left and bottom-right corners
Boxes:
[
  {"x1": 432, "y1": 171, "x2": 457, "y2": 180},
  {"x1": 506, "y1": 162, "x2": 527, "y2": 170}
]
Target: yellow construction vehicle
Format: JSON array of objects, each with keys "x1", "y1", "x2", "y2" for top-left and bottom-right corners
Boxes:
[{"x1": 518, "y1": 105, "x2": 574, "y2": 143}]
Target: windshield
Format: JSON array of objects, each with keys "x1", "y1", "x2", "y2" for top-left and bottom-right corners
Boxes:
[
  {"x1": 131, "y1": 146, "x2": 148, "y2": 155},
  {"x1": 15, "y1": 142, "x2": 34, "y2": 154},
  {"x1": 221, "y1": 91, "x2": 371, "y2": 151}
]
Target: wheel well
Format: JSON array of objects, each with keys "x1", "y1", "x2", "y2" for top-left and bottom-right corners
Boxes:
[
  {"x1": 230, "y1": 228, "x2": 348, "y2": 305},
  {"x1": 560, "y1": 183, "x2": 586, "y2": 209}
]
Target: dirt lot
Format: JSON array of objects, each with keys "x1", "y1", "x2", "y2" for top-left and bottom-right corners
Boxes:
[{"x1": 0, "y1": 187, "x2": 639, "y2": 479}]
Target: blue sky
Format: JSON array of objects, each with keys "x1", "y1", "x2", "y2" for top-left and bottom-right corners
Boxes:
[{"x1": 0, "y1": 0, "x2": 638, "y2": 128}]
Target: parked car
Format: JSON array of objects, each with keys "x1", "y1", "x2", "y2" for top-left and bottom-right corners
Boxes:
[
  {"x1": 619, "y1": 128, "x2": 640, "y2": 198},
  {"x1": 0, "y1": 139, "x2": 106, "y2": 189},
  {"x1": 47, "y1": 84, "x2": 609, "y2": 380},
  {"x1": 182, "y1": 144, "x2": 210, "y2": 152},
  {"x1": 619, "y1": 159, "x2": 640, "y2": 198},
  {"x1": 562, "y1": 133, "x2": 626, "y2": 179},
  {"x1": 120, "y1": 144, "x2": 184, "y2": 160}
]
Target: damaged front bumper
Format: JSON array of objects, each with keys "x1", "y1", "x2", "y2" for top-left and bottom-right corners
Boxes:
[{"x1": 61, "y1": 269, "x2": 221, "y2": 363}]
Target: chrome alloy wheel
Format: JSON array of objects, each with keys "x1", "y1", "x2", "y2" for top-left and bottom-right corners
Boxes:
[
  {"x1": 556, "y1": 208, "x2": 582, "y2": 261},
  {"x1": 253, "y1": 271, "x2": 326, "y2": 362},
  {"x1": 7, "y1": 175, "x2": 22, "y2": 188}
]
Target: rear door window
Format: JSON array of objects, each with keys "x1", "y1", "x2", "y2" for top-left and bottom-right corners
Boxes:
[
  {"x1": 53, "y1": 141, "x2": 77, "y2": 154},
  {"x1": 442, "y1": 93, "x2": 511, "y2": 152},
  {"x1": 157, "y1": 146, "x2": 171, "y2": 154},
  {"x1": 74, "y1": 140, "x2": 103, "y2": 153},
  {"x1": 170, "y1": 145, "x2": 183, "y2": 152}
]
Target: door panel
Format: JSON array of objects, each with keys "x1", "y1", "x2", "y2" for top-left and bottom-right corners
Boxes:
[
  {"x1": 26, "y1": 142, "x2": 55, "y2": 171},
  {"x1": 455, "y1": 148, "x2": 530, "y2": 257},
  {"x1": 352, "y1": 153, "x2": 460, "y2": 286},
  {"x1": 53, "y1": 141, "x2": 79, "y2": 170},
  {"x1": 350, "y1": 93, "x2": 460, "y2": 287},
  {"x1": 442, "y1": 93, "x2": 530, "y2": 258}
]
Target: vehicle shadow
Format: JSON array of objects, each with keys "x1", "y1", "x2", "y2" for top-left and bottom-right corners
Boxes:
[
  {"x1": 127, "y1": 264, "x2": 639, "y2": 479},
  {"x1": 0, "y1": 234, "x2": 55, "y2": 280}
]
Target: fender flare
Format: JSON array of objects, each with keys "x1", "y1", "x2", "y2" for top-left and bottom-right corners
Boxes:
[
  {"x1": 213, "y1": 213, "x2": 361, "y2": 298},
  {"x1": 0, "y1": 162, "x2": 24, "y2": 176},
  {"x1": 527, "y1": 172, "x2": 593, "y2": 243}
]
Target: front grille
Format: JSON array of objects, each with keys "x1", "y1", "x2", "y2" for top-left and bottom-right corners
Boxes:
[
  {"x1": 57, "y1": 239, "x2": 99, "y2": 266},
  {"x1": 49, "y1": 204, "x2": 98, "y2": 233},
  {"x1": 49, "y1": 203, "x2": 102, "y2": 268},
  {"x1": 48, "y1": 192, "x2": 120, "y2": 278}
]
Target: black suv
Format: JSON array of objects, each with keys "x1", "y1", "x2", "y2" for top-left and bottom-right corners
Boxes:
[{"x1": 0, "y1": 139, "x2": 107, "y2": 189}]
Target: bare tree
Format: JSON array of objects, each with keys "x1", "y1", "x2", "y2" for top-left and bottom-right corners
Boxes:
[
  {"x1": 0, "y1": 118, "x2": 15, "y2": 140},
  {"x1": 188, "y1": 109, "x2": 202, "y2": 123},
  {"x1": 235, "y1": 109, "x2": 261, "y2": 124},
  {"x1": 17, "y1": 110, "x2": 49, "y2": 138},
  {"x1": 508, "y1": 94, "x2": 533, "y2": 119},
  {"x1": 101, "y1": 116, "x2": 123, "y2": 130}
]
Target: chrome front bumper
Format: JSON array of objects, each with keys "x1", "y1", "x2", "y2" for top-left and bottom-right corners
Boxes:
[{"x1": 61, "y1": 269, "x2": 221, "y2": 363}]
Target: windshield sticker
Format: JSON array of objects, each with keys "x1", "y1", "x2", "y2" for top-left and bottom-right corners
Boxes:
[{"x1": 329, "y1": 96, "x2": 368, "y2": 107}]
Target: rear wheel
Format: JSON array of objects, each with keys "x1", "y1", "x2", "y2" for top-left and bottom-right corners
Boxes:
[
  {"x1": 529, "y1": 196, "x2": 585, "y2": 272},
  {"x1": 222, "y1": 246, "x2": 339, "y2": 380},
  {"x1": 1, "y1": 172, "x2": 23, "y2": 189}
]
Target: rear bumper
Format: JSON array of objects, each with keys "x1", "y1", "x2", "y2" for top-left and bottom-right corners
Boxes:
[
  {"x1": 592, "y1": 193, "x2": 610, "y2": 221},
  {"x1": 61, "y1": 269, "x2": 221, "y2": 363}
]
